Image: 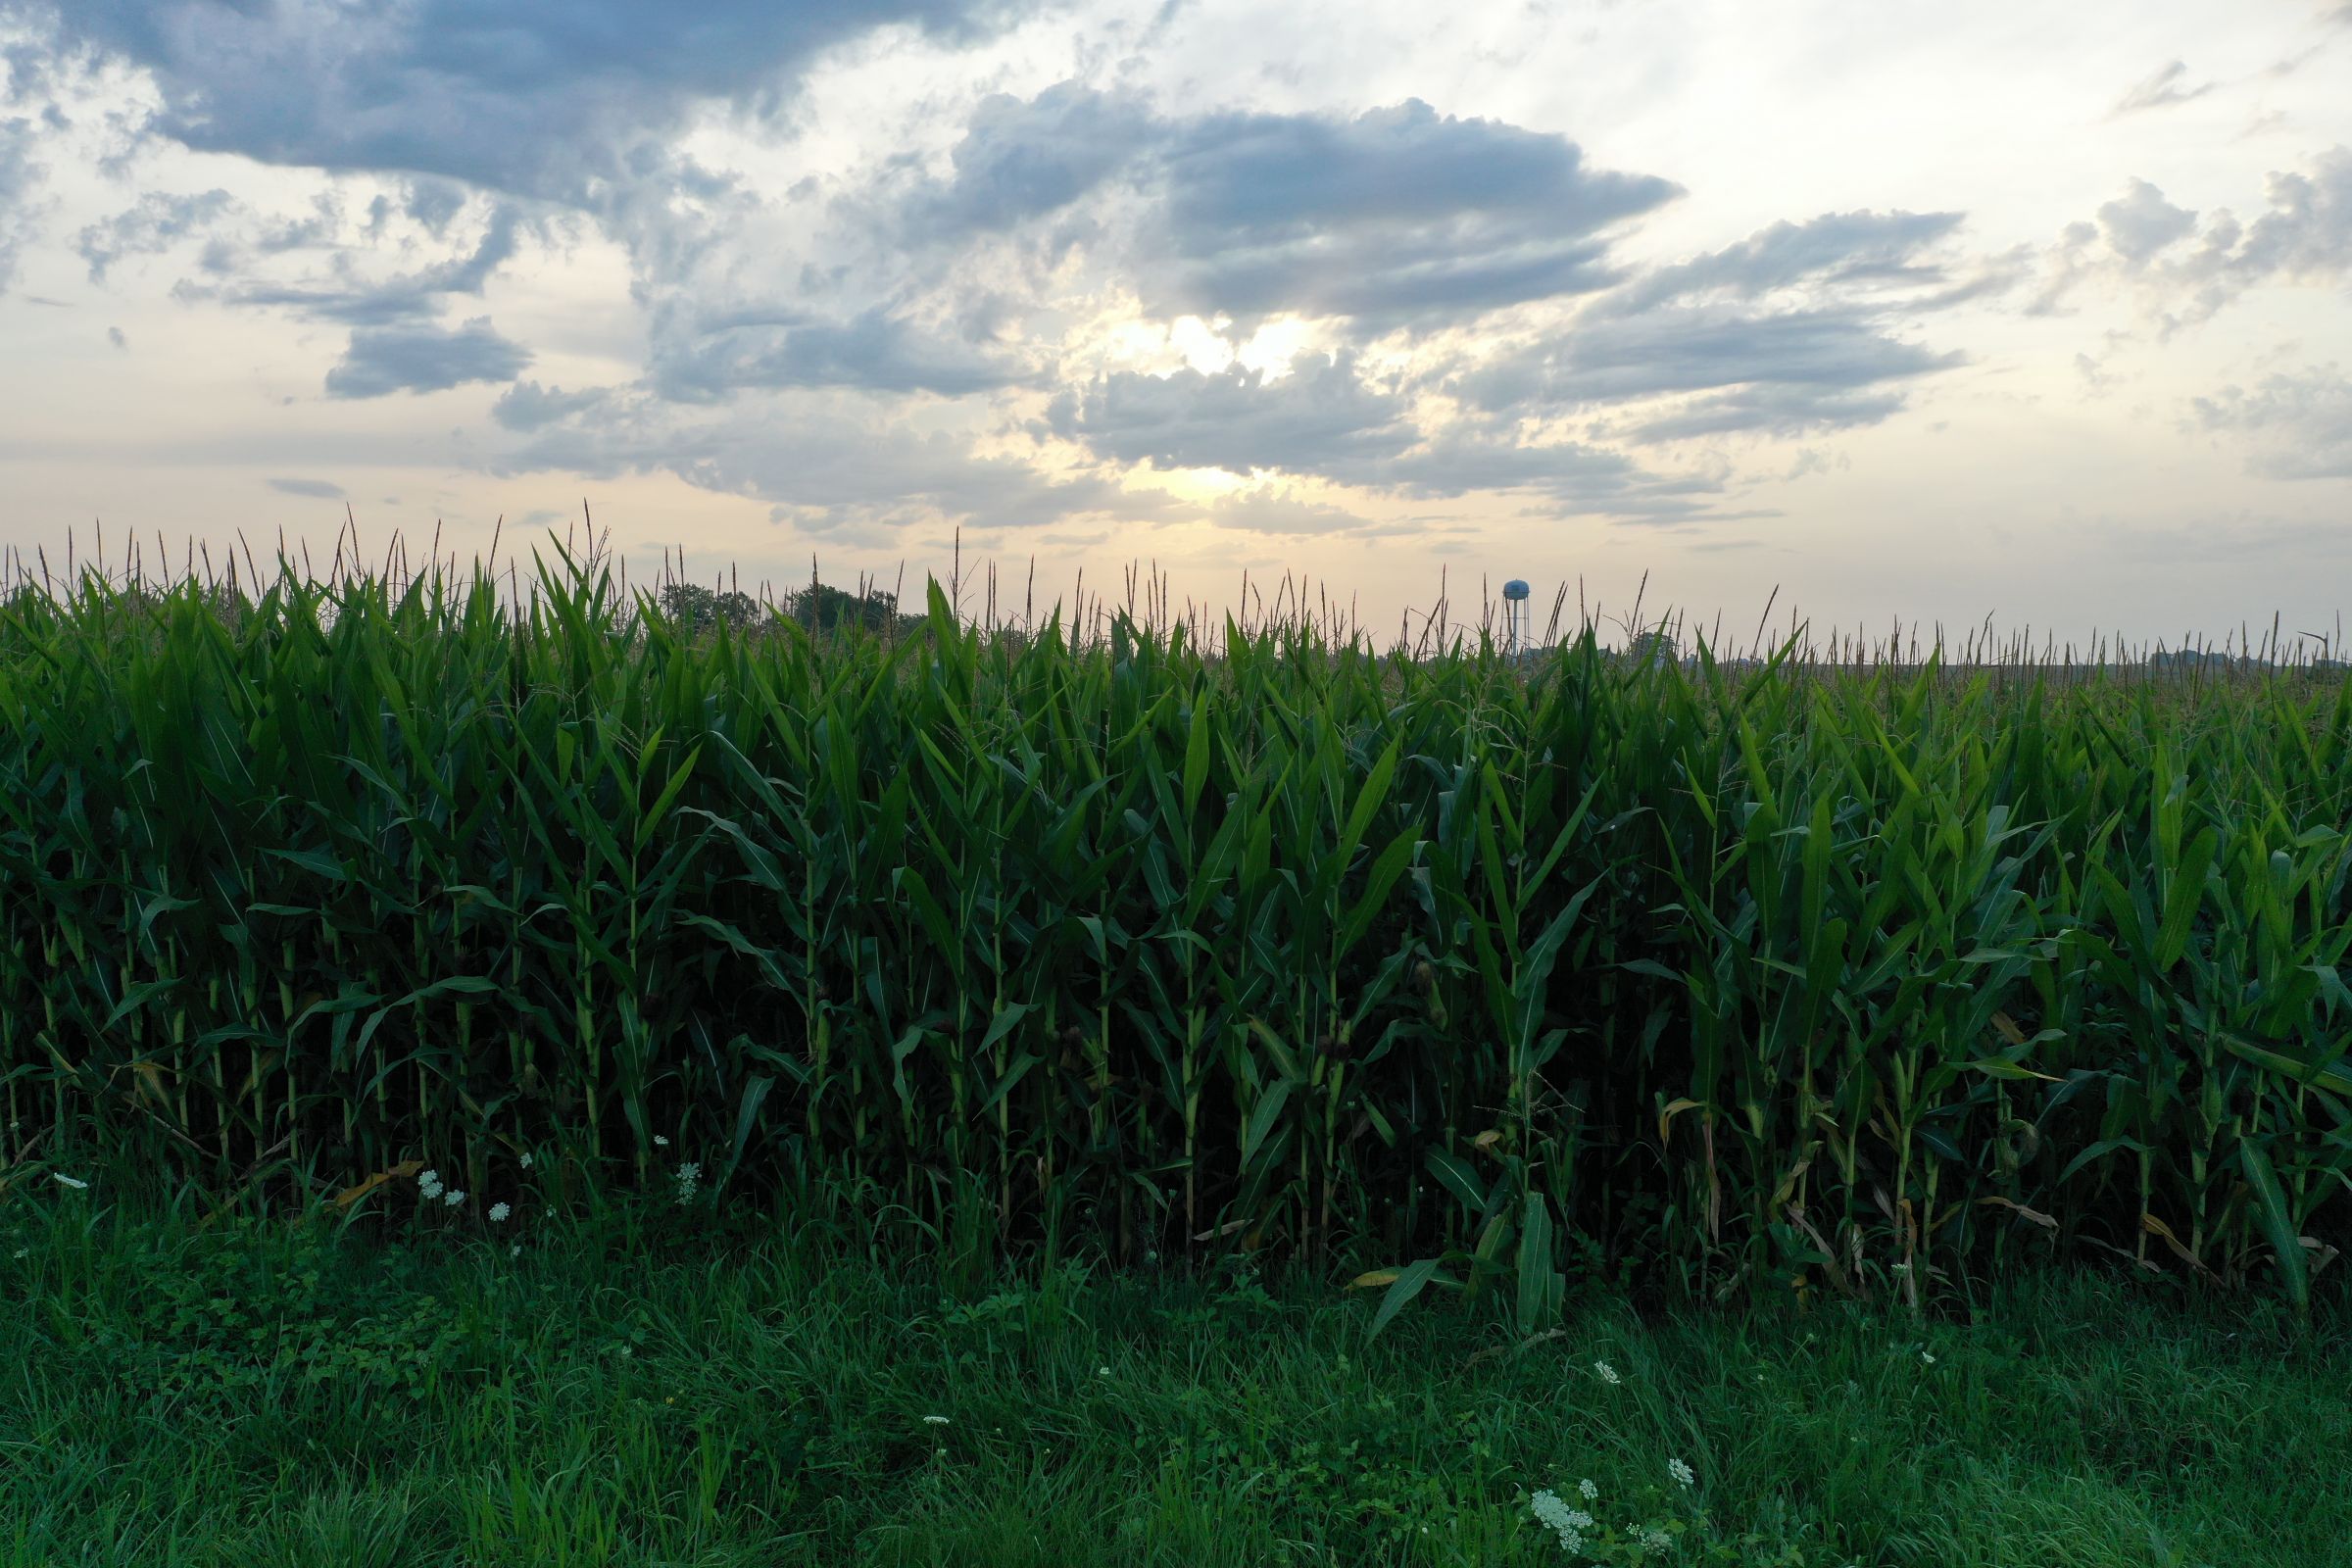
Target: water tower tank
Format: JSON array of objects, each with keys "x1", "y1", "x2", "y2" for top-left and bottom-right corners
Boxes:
[{"x1": 1501, "y1": 579, "x2": 1530, "y2": 656}]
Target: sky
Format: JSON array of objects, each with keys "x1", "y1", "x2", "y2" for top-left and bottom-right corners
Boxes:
[{"x1": 1, "y1": 0, "x2": 2348, "y2": 648}]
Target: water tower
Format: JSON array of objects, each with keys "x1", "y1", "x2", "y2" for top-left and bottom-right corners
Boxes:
[{"x1": 1501, "y1": 578, "x2": 1530, "y2": 658}]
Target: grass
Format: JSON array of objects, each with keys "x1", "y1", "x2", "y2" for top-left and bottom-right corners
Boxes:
[{"x1": 3, "y1": 1189, "x2": 2347, "y2": 1567}]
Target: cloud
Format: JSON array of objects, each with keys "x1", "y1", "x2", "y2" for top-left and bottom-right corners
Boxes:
[
  {"x1": 1457, "y1": 309, "x2": 1960, "y2": 438},
  {"x1": 2038, "y1": 148, "x2": 2352, "y2": 326},
  {"x1": 74, "y1": 188, "x2": 236, "y2": 281},
  {"x1": 31, "y1": 0, "x2": 1037, "y2": 199},
  {"x1": 1598, "y1": 210, "x2": 1968, "y2": 317},
  {"x1": 0, "y1": 117, "x2": 38, "y2": 294},
  {"x1": 1345, "y1": 423, "x2": 1731, "y2": 520},
  {"x1": 323, "y1": 317, "x2": 531, "y2": 399},
  {"x1": 1140, "y1": 98, "x2": 1677, "y2": 327},
  {"x1": 107, "y1": 325, "x2": 124, "y2": 348},
  {"x1": 1045, "y1": 198, "x2": 1989, "y2": 508},
  {"x1": 1624, "y1": 384, "x2": 1908, "y2": 443},
  {"x1": 1046, "y1": 351, "x2": 1734, "y2": 518},
  {"x1": 269, "y1": 476, "x2": 347, "y2": 499},
  {"x1": 1048, "y1": 353, "x2": 1413, "y2": 474},
  {"x1": 492, "y1": 380, "x2": 613, "y2": 432},
  {"x1": 2111, "y1": 60, "x2": 2213, "y2": 117},
  {"x1": 189, "y1": 199, "x2": 526, "y2": 326},
  {"x1": 900, "y1": 81, "x2": 1156, "y2": 238},
  {"x1": 2092, "y1": 178, "x2": 2197, "y2": 264},
  {"x1": 900, "y1": 89, "x2": 1676, "y2": 330},
  {"x1": 651, "y1": 305, "x2": 1026, "y2": 399},
  {"x1": 8, "y1": 18, "x2": 2006, "y2": 545},
  {"x1": 500, "y1": 386, "x2": 1187, "y2": 538},
  {"x1": 2192, "y1": 368, "x2": 2352, "y2": 479},
  {"x1": 1205, "y1": 487, "x2": 1376, "y2": 535}
]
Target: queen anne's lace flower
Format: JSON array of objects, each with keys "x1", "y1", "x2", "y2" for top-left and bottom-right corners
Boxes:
[
  {"x1": 1593, "y1": 1360, "x2": 1621, "y2": 1385},
  {"x1": 1668, "y1": 1456, "x2": 1695, "y2": 1488},
  {"x1": 418, "y1": 1169, "x2": 443, "y2": 1200},
  {"x1": 489, "y1": 1201, "x2": 512, "y2": 1223},
  {"x1": 1641, "y1": 1525, "x2": 1673, "y2": 1552},
  {"x1": 1529, "y1": 1491, "x2": 1593, "y2": 1553},
  {"x1": 1578, "y1": 1478, "x2": 1598, "y2": 1501}
]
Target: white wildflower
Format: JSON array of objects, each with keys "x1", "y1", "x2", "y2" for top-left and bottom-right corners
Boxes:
[
  {"x1": 1529, "y1": 1491, "x2": 1592, "y2": 1553},
  {"x1": 1668, "y1": 1456, "x2": 1695, "y2": 1489},
  {"x1": 922, "y1": 1414, "x2": 951, "y2": 1426},
  {"x1": 489, "y1": 1202, "x2": 512, "y2": 1223},
  {"x1": 1578, "y1": 1478, "x2": 1598, "y2": 1501},
  {"x1": 444, "y1": 1189, "x2": 466, "y2": 1206},
  {"x1": 1640, "y1": 1525, "x2": 1673, "y2": 1552},
  {"x1": 1921, "y1": 1350, "x2": 1936, "y2": 1365},
  {"x1": 1097, "y1": 1365, "x2": 1111, "y2": 1377},
  {"x1": 418, "y1": 1169, "x2": 443, "y2": 1199},
  {"x1": 654, "y1": 1135, "x2": 670, "y2": 1147},
  {"x1": 1593, "y1": 1360, "x2": 1621, "y2": 1385},
  {"x1": 519, "y1": 1152, "x2": 533, "y2": 1169},
  {"x1": 510, "y1": 1243, "x2": 521, "y2": 1258},
  {"x1": 674, "y1": 1162, "x2": 701, "y2": 1203},
  {"x1": 51, "y1": 1173, "x2": 88, "y2": 1191}
]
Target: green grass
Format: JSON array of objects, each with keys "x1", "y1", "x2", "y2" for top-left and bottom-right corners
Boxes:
[{"x1": 4, "y1": 1190, "x2": 2346, "y2": 1567}]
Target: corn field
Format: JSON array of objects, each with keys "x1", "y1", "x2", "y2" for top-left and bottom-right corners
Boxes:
[{"x1": 3, "y1": 541, "x2": 2349, "y2": 1318}]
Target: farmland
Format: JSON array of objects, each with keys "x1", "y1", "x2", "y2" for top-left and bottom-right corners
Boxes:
[{"x1": 3, "y1": 552, "x2": 2347, "y2": 1319}]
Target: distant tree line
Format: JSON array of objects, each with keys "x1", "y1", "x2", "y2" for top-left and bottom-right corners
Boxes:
[{"x1": 656, "y1": 580, "x2": 921, "y2": 638}]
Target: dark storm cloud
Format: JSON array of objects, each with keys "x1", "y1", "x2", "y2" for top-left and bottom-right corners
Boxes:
[
  {"x1": 25, "y1": 0, "x2": 1037, "y2": 198},
  {"x1": 1047, "y1": 354, "x2": 1413, "y2": 474},
  {"x1": 323, "y1": 317, "x2": 531, "y2": 399}
]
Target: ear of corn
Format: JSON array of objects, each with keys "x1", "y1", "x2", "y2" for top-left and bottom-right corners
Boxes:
[{"x1": 3, "y1": 547, "x2": 2348, "y2": 1312}]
